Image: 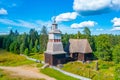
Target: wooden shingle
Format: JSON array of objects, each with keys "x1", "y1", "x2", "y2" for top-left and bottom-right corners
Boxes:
[{"x1": 65, "y1": 39, "x2": 92, "y2": 54}]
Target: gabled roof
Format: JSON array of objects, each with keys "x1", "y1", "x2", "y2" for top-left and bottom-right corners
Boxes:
[{"x1": 65, "y1": 39, "x2": 92, "y2": 54}]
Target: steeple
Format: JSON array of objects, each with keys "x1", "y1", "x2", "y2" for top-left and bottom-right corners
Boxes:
[
  {"x1": 49, "y1": 18, "x2": 61, "y2": 34},
  {"x1": 51, "y1": 18, "x2": 58, "y2": 30},
  {"x1": 45, "y1": 18, "x2": 66, "y2": 54}
]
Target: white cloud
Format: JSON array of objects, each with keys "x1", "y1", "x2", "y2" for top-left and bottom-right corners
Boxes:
[
  {"x1": 73, "y1": 0, "x2": 120, "y2": 15},
  {"x1": 71, "y1": 21, "x2": 97, "y2": 28},
  {"x1": 112, "y1": 0, "x2": 120, "y2": 10},
  {"x1": 0, "y1": 19, "x2": 36, "y2": 28},
  {"x1": 0, "y1": 8, "x2": 8, "y2": 15},
  {"x1": 0, "y1": 18, "x2": 40, "y2": 29},
  {"x1": 111, "y1": 17, "x2": 120, "y2": 27},
  {"x1": 36, "y1": 20, "x2": 52, "y2": 28},
  {"x1": 54, "y1": 12, "x2": 78, "y2": 22},
  {"x1": 111, "y1": 17, "x2": 120, "y2": 30},
  {"x1": 0, "y1": 32, "x2": 8, "y2": 35},
  {"x1": 73, "y1": 0, "x2": 110, "y2": 11},
  {"x1": 8, "y1": 26, "x2": 12, "y2": 29},
  {"x1": 112, "y1": 27, "x2": 120, "y2": 31},
  {"x1": 18, "y1": 20, "x2": 37, "y2": 28}
]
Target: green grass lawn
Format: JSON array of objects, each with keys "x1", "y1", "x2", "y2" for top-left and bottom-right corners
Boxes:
[
  {"x1": 62, "y1": 61, "x2": 114, "y2": 80},
  {"x1": 0, "y1": 49, "x2": 34, "y2": 66},
  {"x1": 41, "y1": 68, "x2": 78, "y2": 80},
  {"x1": 29, "y1": 53, "x2": 44, "y2": 61}
]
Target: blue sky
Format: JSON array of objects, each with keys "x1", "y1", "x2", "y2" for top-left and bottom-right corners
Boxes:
[{"x1": 0, "y1": 0, "x2": 120, "y2": 35}]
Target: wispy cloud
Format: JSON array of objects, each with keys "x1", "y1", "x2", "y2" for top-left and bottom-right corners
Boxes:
[
  {"x1": 0, "y1": 18, "x2": 51, "y2": 31},
  {"x1": 73, "y1": 0, "x2": 120, "y2": 16},
  {"x1": 71, "y1": 21, "x2": 97, "y2": 28},
  {"x1": 8, "y1": 3, "x2": 17, "y2": 8},
  {"x1": 111, "y1": 27, "x2": 120, "y2": 31},
  {"x1": 0, "y1": 19, "x2": 36, "y2": 28},
  {"x1": 0, "y1": 8, "x2": 8, "y2": 15},
  {"x1": 111, "y1": 17, "x2": 120, "y2": 30},
  {"x1": 0, "y1": 32, "x2": 8, "y2": 35},
  {"x1": 8, "y1": 26, "x2": 12, "y2": 29}
]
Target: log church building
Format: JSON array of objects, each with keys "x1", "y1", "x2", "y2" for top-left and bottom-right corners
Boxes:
[{"x1": 44, "y1": 20, "x2": 93, "y2": 66}]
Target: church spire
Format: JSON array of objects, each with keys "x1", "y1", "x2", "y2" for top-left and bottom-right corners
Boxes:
[{"x1": 51, "y1": 17, "x2": 58, "y2": 30}]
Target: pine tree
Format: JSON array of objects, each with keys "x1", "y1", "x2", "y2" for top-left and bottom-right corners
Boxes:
[
  {"x1": 39, "y1": 26, "x2": 48, "y2": 53},
  {"x1": 24, "y1": 48, "x2": 29, "y2": 55},
  {"x1": 113, "y1": 44, "x2": 120, "y2": 64},
  {"x1": 20, "y1": 43, "x2": 25, "y2": 54}
]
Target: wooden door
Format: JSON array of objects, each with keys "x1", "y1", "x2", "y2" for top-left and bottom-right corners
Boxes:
[{"x1": 78, "y1": 53, "x2": 84, "y2": 61}]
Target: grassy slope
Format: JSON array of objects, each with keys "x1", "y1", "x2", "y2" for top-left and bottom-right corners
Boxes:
[
  {"x1": 62, "y1": 61, "x2": 114, "y2": 80},
  {"x1": 41, "y1": 68, "x2": 78, "y2": 80},
  {"x1": 0, "y1": 49, "x2": 34, "y2": 66},
  {"x1": 0, "y1": 49, "x2": 46, "y2": 80},
  {"x1": 29, "y1": 53, "x2": 44, "y2": 61},
  {"x1": 0, "y1": 49, "x2": 77, "y2": 80}
]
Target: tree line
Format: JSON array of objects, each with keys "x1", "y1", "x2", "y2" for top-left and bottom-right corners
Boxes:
[
  {"x1": 0, "y1": 26, "x2": 48, "y2": 55},
  {"x1": 0, "y1": 27, "x2": 120, "y2": 64},
  {"x1": 62, "y1": 27, "x2": 120, "y2": 64}
]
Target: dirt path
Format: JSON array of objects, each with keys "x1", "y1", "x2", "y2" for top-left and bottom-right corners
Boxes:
[{"x1": 0, "y1": 66, "x2": 55, "y2": 80}]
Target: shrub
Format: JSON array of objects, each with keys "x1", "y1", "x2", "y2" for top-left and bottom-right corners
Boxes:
[
  {"x1": 24, "y1": 48, "x2": 29, "y2": 55},
  {"x1": 99, "y1": 64, "x2": 109, "y2": 69},
  {"x1": 114, "y1": 65, "x2": 120, "y2": 80}
]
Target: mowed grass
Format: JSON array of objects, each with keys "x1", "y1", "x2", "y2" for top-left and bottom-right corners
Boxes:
[
  {"x1": 40, "y1": 68, "x2": 78, "y2": 80},
  {"x1": 62, "y1": 61, "x2": 114, "y2": 80},
  {"x1": 0, "y1": 49, "x2": 34, "y2": 66}
]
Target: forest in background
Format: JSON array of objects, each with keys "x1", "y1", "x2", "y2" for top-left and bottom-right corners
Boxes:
[
  {"x1": 0, "y1": 26, "x2": 120, "y2": 79},
  {"x1": 0, "y1": 26, "x2": 120, "y2": 63}
]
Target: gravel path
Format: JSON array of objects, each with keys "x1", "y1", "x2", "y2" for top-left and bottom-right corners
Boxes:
[{"x1": 0, "y1": 66, "x2": 55, "y2": 80}]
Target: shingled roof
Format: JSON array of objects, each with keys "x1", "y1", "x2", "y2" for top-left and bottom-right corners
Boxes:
[
  {"x1": 45, "y1": 42, "x2": 66, "y2": 55},
  {"x1": 65, "y1": 39, "x2": 92, "y2": 54}
]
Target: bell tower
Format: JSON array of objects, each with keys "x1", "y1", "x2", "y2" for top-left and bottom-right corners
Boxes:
[
  {"x1": 44, "y1": 19, "x2": 66, "y2": 66},
  {"x1": 49, "y1": 20, "x2": 61, "y2": 42}
]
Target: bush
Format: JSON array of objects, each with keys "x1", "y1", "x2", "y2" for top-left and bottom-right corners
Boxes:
[
  {"x1": 24, "y1": 48, "x2": 29, "y2": 55},
  {"x1": 113, "y1": 44, "x2": 120, "y2": 64},
  {"x1": 114, "y1": 65, "x2": 120, "y2": 80},
  {"x1": 98, "y1": 60, "x2": 114, "y2": 69},
  {"x1": 99, "y1": 64, "x2": 109, "y2": 69}
]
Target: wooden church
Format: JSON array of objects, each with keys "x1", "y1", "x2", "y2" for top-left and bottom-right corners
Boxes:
[
  {"x1": 44, "y1": 20, "x2": 66, "y2": 66},
  {"x1": 44, "y1": 20, "x2": 93, "y2": 66},
  {"x1": 65, "y1": 39, "x2": 93, "y2": 61}
]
